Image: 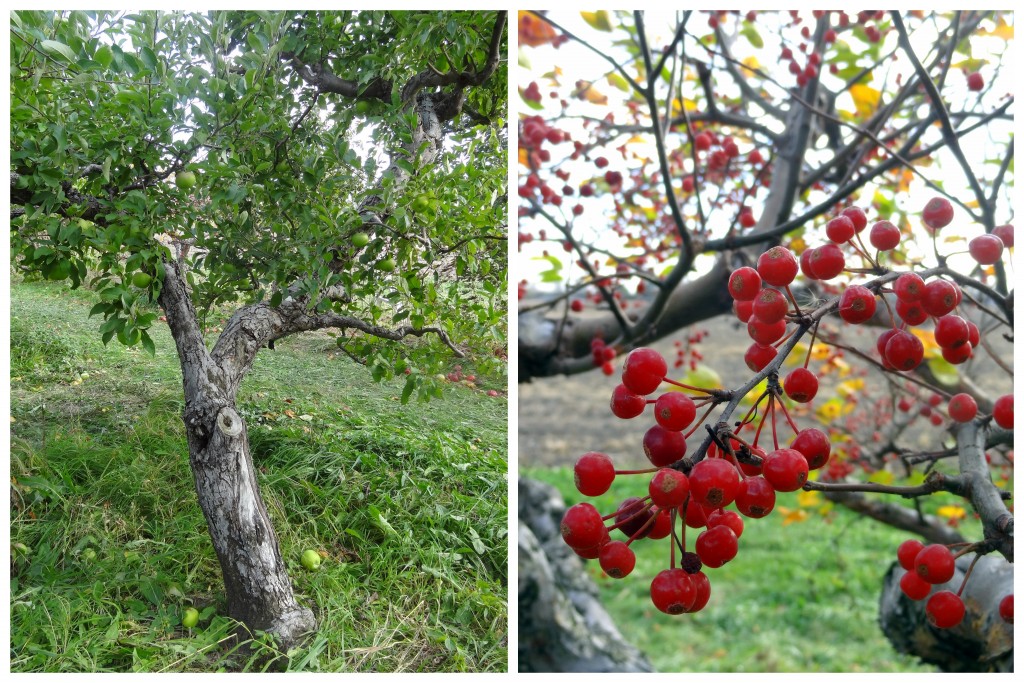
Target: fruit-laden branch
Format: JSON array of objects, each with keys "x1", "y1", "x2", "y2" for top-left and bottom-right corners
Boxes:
[
  {"x1": 284, "y1": 11, "x2": 506, "y2": 114},
  {"x1": 955, "y1": 420, "x2": 1014, "y2": 562},
  {"x1": 801, "y1": 471, "x2": 1011, "y2": 501}
]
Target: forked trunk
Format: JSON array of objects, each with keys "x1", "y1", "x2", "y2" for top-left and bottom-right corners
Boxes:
[
  {"x1": 184, "y1": 396, "x2": 316, "y2": 648},
  {"x1": 159, "y1": 262, "x2": 315, "y2": 651}
]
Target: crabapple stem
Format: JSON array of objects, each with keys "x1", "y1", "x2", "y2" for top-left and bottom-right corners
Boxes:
[
  {"x1": 615, "y1": 467, "x2": 659, "y2": 475},
  {"x1": 956, "y1": 552, "x2": 983, "y2": 597},
  {"x1": 775, "y1": 394, "x2": 801, "y2": 435},
  {"x1": 684, "y1": 403, "x2": 718, "y2": 440},
  {"x1": 661, "y1": 377, "x2": 716, "y2": 394},
  {"x1": 784, "y1": 285, "x2": 802, "y2": 316}
]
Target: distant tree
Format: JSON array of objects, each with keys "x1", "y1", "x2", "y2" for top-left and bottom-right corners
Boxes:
[{"x1": 11, "y1": 9, "x2": 507, "y2": 651}]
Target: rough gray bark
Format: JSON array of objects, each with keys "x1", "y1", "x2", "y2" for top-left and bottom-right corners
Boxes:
[
  {"x1": 880, "y1": 554, "x2": 1013, "y2": 672},
  {"x1": 518, "y1": 477, "x2": 654, "y2": 673},
  {"x1": 159, "y1": 262, "x2": 316, "y2": 650}
]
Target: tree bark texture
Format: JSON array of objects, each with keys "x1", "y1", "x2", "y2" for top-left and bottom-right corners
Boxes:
[
  {"x1": 518, "y1": 477, "x2": 654, "y2": 673},
  {"x1": 159, "y1": 262, "x2": 315, "y2": 649},
  {"x1": 879, "y1": 554, "x2": 1013, "y2": 672}
]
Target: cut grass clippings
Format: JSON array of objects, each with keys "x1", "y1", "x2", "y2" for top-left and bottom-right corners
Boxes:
[{"x1": 10, "y1": 278, "x2": 508, "y2": 673}]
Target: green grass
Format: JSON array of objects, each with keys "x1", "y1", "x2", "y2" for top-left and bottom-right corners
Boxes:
[
  {"x1": 10, "y1": 278, "x2": 508, "y2": 673},
  {"x1": 523, "y1": 465, "x2": 952, "y2": 673}
]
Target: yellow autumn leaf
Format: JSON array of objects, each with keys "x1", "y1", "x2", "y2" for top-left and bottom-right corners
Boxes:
[
  {"x1": 867, "y1": 469, "x2": 894, "y2": 485},
  {"x1": 837, "y1": 378, "x2": 864, "y2": 398},
  {"x1": 581, "y1": 10, "x2": 613, "y2": 32},
  {"x1": 910, "y1": 327, "x2": 939, "y2": 355},
  {"x1": 979, "y1": 17, "x2": 1013, "y2": 41},
  {"x1": 573, "y1": 81, "x2": 608, "y2": 105},
  {"x1": 789, "y1": 236, "x2": 808, "y2": 253},
  {"x1": 785, "y1": 342, "x2": 810, "y2": 367},
  {"x1": 849, "y1": 84, "x2": 881, "y2": 118},
  {"x1": 936, "y1": 505, "x2": 966, "y2": 520},
  {"x1": 832, "y1": 357, "x2": 852, "y2": 378},
  {"x1": 741, "y1": 56, "x2": 761, "y2": 75},
  {"x1": 811, "y1": 343, "x2": 832, "y2": 361},
  {"x1": 518, "y1": 147, "x2": 529, "y2": 166},
  {"x1": 777, "y1": 506, "x2": 809, "y2": 526},
  {"x1": 816, "y1": 398, "x2": 844, "y2": 422},
  {"x1": 797, "y1": 489, "x2": 822, "y2": 508}
]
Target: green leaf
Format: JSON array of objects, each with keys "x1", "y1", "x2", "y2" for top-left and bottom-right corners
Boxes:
[
  {"x1": 740, "y1": 24, "x2": 764, "y2": 49},
  {"x1": 140, "y1": 331, "x2": 156, "y2": 356},
  {"x1": 94, "y1": 44, "x2": 113, "y2": 68},
  {"x1": 40, "y1": 39, "x2": 76, "y2": 63}
]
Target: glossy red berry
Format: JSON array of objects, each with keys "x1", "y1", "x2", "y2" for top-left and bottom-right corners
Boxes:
[
  {"x1": 747, "y1": 316, "x2": 788, "y2": 345},
  {"x1": 744, "y1": 342, "x2": 777, "y2": 372},
  {"x1": 650, "y1": 568, "x2": 696, "y2": 614},
  {"x1": 790, "y1": 428, "x2": 831, "y2": 469},
  {"x1": 897, "y1": 539, "x2": 925, "y2": 571},
  {"x1": 934, "y1": 315, "x2": 969, "y2": 349},
  {"x1": 914, "y1": 544, "x2": 956, "y2": 584},
  {"x1": 614, "y1": 497, "x2": 655, "y2": 540},
  {"x1": 941, "y1": 342, "x2": 973, "y2": 365},
  {"x1": 561, "y1": 502, "x2": 607, "y2": 550},
  {"x1": 599, "y1": 540, "x2": 636, "y2": 578},
  {"x1": 826, "y1": 215, "x2": 856, "y2": 243},
  {"x1": 993, "y1": 224, "x2": 1014, "y2": 248},
  {"x1": 838, "y1": 285, "x2": 877, "y2": 324},
  {"x1": 968, "y1": 234, "x2": 1004, "y2": 265},
  {"x1": 733, "y1": 298, "x2": 754, "y2": 323},
  {"x1": 752, "y1": 287, "x2": 790, "y2": 324},
  {"x1": 900, "y1": 570, "x2": 932, "y2": 601},
  {"x1": 895, "y1": 298, "x2": 929, "y2": 326},
  {"x1": 734, "y1": 477, "x2": 776, "y2": 518},
  {"x1": 687, "y1": 571, "x2": 712, "y2": 612},
  {"x1": 993, "y1": 394, "x2": 1013, "y2": 430},
  {"x1": 947, "y1": 394, "x2": 978, "y2": 423},
  {"x1": 622, "y1": 347, "x2": 667, "y2": 395},
  {"x1": 894, "y1": 272, "x2": 926, "y2": 302},
  {"x1": 694, "y1": 132, "x2": 712, "y2": 151},
  {"x1": 649, "y1": 468, "x2": 691, "y2": 508},
  {"x1": 654, "y1": 392, "x2": 697, "y2": 431},
  {"x1": 926, "y1": 591, "x2": 965, "y2": 628},
  {"x1": 966, "y1": 71, "x2": 984, "y2": 92},
  {"x1": 689, "y1": 457, "x2": 740, "y2": 507},
  {"x1": 809, "y1": 243, "x2": 845, "y2": 280},
  {"x1": 922, "y1": 279, "x2": 960, "y2": 317},
  {"x1": 646, "y1": 506, "x2": 673, "y2": 539},
  {"x1": 800, "y1": 247, "x2": 820, "y2": 280},
  {"x1": 707, "y1": 509, "x2": 744, "y2": 539},
  {"x1": 922, "y1": 197, "x2": 954, "y2": 231},
  {"x1": 728, "y1": 266, "x2": 762, "y2": 301},
  {"x1": 610, "y1": 384, "x2": 647, "y2": 419},
  {"x1": 757, "y1": 246, "x2": 799, "y2": 286},
  {"x1": 841, "y1": 206, "x2": 868, "y2": 233},
  {"x1": 695, "y1": 525, "x2": 739, "y2": 568},
  {"x1": 643, "y1": 424, "x2": 687, "y2": 467},
  {"x1": 999, "y1": 594, "x2": 1013, "y2": 623},
  {"x1": 683, "y1": 499, "x2": 712, "y2": 528},
  {"x1": 574, "y1": 451, "x2": 616, "y2": 496},
  {"x1": 762, "y1": 448, "x2": 809, "y2": 492},
  {"x1": 885, "y1": 330, "x2": 924, "y2": 371},
  {"x1": 783, "y1": 367, "x2": 819, "y2": 403},
  {"x1": 869, "y1": 220, "x2": 901, "y2": 250}
]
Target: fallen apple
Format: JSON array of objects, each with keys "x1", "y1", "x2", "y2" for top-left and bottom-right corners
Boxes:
[{"x1": 301, "y1": 549, "x2": 321, "y2": 570}]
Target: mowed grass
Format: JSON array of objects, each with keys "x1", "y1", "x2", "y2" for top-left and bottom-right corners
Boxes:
[
  {"x1": 524, "y1": 466, "x2": 956, "y2": 673},
  {"x1": 10, "y1": 278, "x2": 508, "y2": 673}
]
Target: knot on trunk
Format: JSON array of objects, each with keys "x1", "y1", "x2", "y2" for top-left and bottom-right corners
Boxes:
[{"x1": 216, "y1": 406, "x2": 244, "y2": 437}]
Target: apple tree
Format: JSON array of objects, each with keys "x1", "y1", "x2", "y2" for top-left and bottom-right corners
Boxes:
[
  {"x1": 10, "y1": 9, "x2": 507, "y2": 650},
  {"x1": 517, "y1": 10, "x2": 1012, "y2": 672}
]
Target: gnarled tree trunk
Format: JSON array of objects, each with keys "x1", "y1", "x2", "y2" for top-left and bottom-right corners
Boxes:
[
  {"x1": 880, "y1": 554, "x2": 1013, "y2": 672},
  {"x1": 518, "y1": 477, "x2": 654, "y2": 673},
  {"x1": 160, "y1": 262, "x2": 315, "y2": 650}
]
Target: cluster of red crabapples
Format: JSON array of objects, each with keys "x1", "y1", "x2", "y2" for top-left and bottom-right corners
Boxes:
[
  {"x1": 895, "y1": 539, "x2": 1014, "y2": 629},
  {"x1": 560, "y1": 197, "x2": 1013, "y2": 617}
]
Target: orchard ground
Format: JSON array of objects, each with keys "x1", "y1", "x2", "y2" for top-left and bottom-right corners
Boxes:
[
  {"x1": 519, "y1": 304, "x2": 1011, "y2": 672},
  {"x1": 10, "y1": 278, "x2": 508, "y2": 673}
]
